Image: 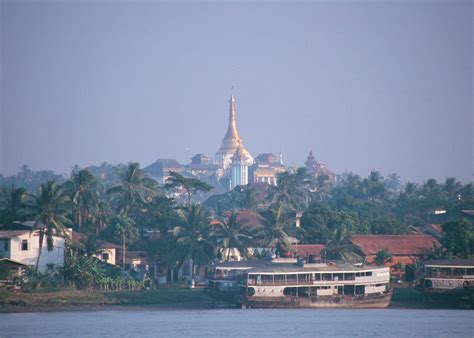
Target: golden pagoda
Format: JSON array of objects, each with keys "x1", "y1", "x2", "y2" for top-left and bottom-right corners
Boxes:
[{"x1": 215, "y1": 95, "x2": 253, "y2": 169}]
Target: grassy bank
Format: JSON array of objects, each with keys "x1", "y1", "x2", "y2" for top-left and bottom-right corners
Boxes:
[{"x1": 0, "y1": 287, "x2": 236, "y2": 312}]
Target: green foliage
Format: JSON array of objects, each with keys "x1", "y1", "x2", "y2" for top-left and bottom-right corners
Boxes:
[
  {"x1": 165, "y1": 171, "x2": 213, "y2": 205},
  {"x1": 213, "y1": 210, "x2": 252, "y2": 261},
  {"x1": 0, "y1": 185, "x2": 28, "y2": 226},
  {"x1": 441, "y1": 219, "x2": 474, "y2": 259},
  {"x1": 170, "y1": 204, "x2": 215, "y2": 280}
]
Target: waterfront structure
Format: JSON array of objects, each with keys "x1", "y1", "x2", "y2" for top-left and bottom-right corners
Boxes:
[
  {"x1": 215, "y1": 95, "x2": 253, "y2": 169},
  {"x1": 417, "y1": 259, "x2": 474, "y2": 307},
  {"x1": 207, "y1": 259, "x2": 392, "y2": 308},
  {"x1": 350, "y1": 234, "x2": 440, "y2": 279},
  {"x1": 0, "y1": 229, "x2": 65, "y2": 273},
  {"x1": 229, "y1": 146, "x2": 249, "y2": 190}
]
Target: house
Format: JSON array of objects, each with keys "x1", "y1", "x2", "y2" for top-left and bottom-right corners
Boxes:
[
  {"x1": 350, "y1": 234, "x2": 440, "y2": 280},
  {"x1": 0, "y1": 229, "x2": 65, "y2": 272},
  {"x1": 70, "y1": 230, "x2": 120, "y2": 265},
  {"x1": 0, "y1": 258, "x2": 28, "y2": 284}
]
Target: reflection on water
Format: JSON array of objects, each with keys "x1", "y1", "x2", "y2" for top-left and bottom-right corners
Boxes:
[{"x1": 0, "y1": 309, "x2": 473, "y2": 337}]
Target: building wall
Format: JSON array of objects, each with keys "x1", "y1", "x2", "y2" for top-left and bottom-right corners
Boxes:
[
  {"x1": 8, "y1": 232, "x2": 65, "y2": 272},
  {"x1": 94, "y1": 248, "x2": 116, "y2": 265}
]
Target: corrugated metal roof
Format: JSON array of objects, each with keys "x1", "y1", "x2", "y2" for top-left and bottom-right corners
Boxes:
[
  {"x1": 351, "y1": 235, "x2": 440, "y2": 256},
  {"x1": 294, "y1": 244, "x2": 326, "y2": 258}
]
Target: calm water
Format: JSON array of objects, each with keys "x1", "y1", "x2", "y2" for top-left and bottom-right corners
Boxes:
[{"x1": 0, "y1": 309, "x2": 473, "y2": 337}]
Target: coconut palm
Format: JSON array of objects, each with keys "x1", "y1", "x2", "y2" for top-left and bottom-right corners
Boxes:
[
  {"x1": 256, "y1": 204, "x2": 292, "y2": 253},
  {"x1": 214, "y1": 210, "x2": 252, "y2": 261},
  {"x1": 323, "y1": 227, "x2": 363, "y2": 262},
  {"x1": 62, "y1": 169, "x2": 100, "y2": 229},
  {"x1": 107, "y1": 162, "x2": 158, "y2": 213},
  {"x1": 170, "y1": 204, "x2": 215, "y2": 285},
  {"x1": 374, "y1": 249, "x2": 393, "y2": 266},
  {"x1": 0, "y1": 185, "x2": 28, "y2": 225},
  {"x1": 26, "y1": 181, "x2": 72, "y2": 274}
]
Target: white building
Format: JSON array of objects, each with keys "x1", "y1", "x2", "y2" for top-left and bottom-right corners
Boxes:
[
  {"x1": 0, "y1": 230, "x2": 65, "y2": 272},
  {"x1": 229, "y1": 146, "x2": 249, "y2": 190}
]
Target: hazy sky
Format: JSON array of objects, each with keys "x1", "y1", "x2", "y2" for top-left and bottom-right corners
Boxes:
[{"x1": 1, "y1": 0, "x2": 472, "y2": 183}]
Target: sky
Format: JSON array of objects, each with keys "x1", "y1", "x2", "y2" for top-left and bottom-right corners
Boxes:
[{"x1": 1, "y1": 0, "x2": 472, "y2": 183}]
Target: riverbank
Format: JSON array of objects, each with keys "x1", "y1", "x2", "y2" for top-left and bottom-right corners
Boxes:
[
  {"x1": 0, "y1": 287, "x2": 237, "y2": 313},
  {"x1": 0, "y1": 287, "x2": 466, "y2": 313}
]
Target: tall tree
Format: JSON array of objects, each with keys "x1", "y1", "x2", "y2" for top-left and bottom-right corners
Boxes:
[
  {"x1": 170, "y1": 204, "x2": 215, "y2": 286},
  {"x1": 441, "y1": 219, "x2": 474, "y2": 259},
  {"x1": 214, "y1": 210, "x2": 252, "y2": 261},
  {"x1": 322, "y1": 227, "x2": 363, "y2": 262},
  {"x1": 165, "y1": 171, "x2": 212, "y2": 205},
  {"x1": 107, "y1": 162, "x2": 158, "y2": 213},
  {"x1": 62, "y1": 169, "x2": 100, "y2": 229},
  {"x1": 26, "y1": 181, "x2": 72, "y2": 274},
  {"x1": 0, "y1": 185, "x2": 28, "y2": 225},
  {"x1": 256, "y1": 204, "x2": 292, "y2": 253},
  {"x1": 112, "y1": 214, "x2": 139, "y2": 270}
]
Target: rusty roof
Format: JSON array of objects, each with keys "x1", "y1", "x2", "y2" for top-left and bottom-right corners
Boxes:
[
  {"x1": 294, "y1": 244, "x2": 326, "y2": 258},
  {"x1": 0, "y1": 230, "x2": 31, "y2": 238},
  {"x1": 350, "y1": 235, "x2": 440, "y2": 256}
]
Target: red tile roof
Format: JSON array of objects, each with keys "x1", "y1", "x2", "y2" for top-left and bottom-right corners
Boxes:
[
  {"x1": 293, "y1": 244, "x2": 326, "y2": 258},
  {"x1": 350, "y1": 235, "x2": 440, "y2": 256}
]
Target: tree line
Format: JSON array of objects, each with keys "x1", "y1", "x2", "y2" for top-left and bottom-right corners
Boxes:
[{"x1": 1, "y1": 163, "x2": 473, "y2": 288}]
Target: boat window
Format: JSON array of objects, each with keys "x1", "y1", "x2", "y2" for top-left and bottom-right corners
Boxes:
[
  {"x1": 287, "y1": 274, "x2": 297, "y2": 282},
  {"x1": 333, "y1": 273, "x2": 343, "y2": 281},
  {"x1": 344, "y1": 273, "x2": 355, "y2": 280},
  {"x1": 261, "y1": 275, "x2": 273, "y2": 283},
  {"x1": 452, "y1": 268, "x2": 465, "y2": 276},
  {"x1": 274, "y1": 275, "x2": 286, "y2": 283},
  {"x1": 466, "y1": 268, "x2": 474, "y2": 275},
  {"x1": 283, "y1": 287, "x2": 297, "y2": 296},
  {"x1": 314, "y1": 273, "x2": 321, "y2": 281},
  {"x1": 322, "y1": 273, "x2": 332, "y2": 281},
  {"x1": 365, "y1": 271, "x2": 372, "y2": 277},
  {"x1": 355, "y1": 285, "x2": 365, "y2": 295},
  {"x1": 299, "y1": 274, "x2": 310, "y2": 282}
]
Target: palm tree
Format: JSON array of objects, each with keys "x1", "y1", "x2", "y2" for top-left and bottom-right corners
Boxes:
[
  {"x1": 26, "y1": 181, "x2": 72, "y2": 274},
  {"x1": 374, "y1": 249, "x2": 393, "y2": 266},
  {"x1": 323, "y1": 227, "x2": 363, "y2": 262},
  {"x1": 170, "y1": 204, "x2": 215, "y2": 286},
  {"x1": 165, "y1": 171, "x2": 212, "y2": 205},
  {"x1": 256, "y1": 204, "x2": 292, "y2": 253},
  {"x1": 214, "y1": 210, "x2": 252, "y2": 261},
  {"x1": 269, "y1": 168, "x2": 312, "y2": 211},
  {"x1": 107, "y1": 162, "x2": 158, "y2": 213},
  {"x1": 62, "y1": 169, "x2": 100, "y2": 229},
  {"x1": 236, "y1": 184, "x2": 258, "y2": 211},
  {"x1": 0, "y1": 185, "x2": 28, "y2": 225}
]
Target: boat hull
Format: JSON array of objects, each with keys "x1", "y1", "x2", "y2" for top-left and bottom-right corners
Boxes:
[{"x1": 243, "y1": 292, "x2": 392, "y2": 309}]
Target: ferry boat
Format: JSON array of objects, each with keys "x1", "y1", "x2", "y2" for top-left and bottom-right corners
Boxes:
[
  {"x1": 417, "y1": 259, "x2": 474, "y2": 307},
  {"x1": 207, "y1": 259, "x2": 392, "y2": 308}
]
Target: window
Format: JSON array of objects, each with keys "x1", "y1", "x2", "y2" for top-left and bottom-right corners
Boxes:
[
  {"x1": 21, "y1": 240, "x2": 29, "y2": 251},
  {"x1": 0, "y1": 239, "x2": 8, "y2": 251},
  {"x1": 101, "y1": 253, "x2": 110, "y2": 262}
]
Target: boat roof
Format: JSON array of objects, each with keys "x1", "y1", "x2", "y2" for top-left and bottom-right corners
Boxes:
[
  {"x1": 211, "y1": 260, "x2": 386, "y2": 274},
  {"x1": 422, "y1": 259, "x2": 474, "y2": 268},
  {"x1": 245, "y1": 263, "x2": 386, "y2": 275}
]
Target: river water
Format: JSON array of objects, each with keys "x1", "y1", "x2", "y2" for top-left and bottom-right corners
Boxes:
[{"x1": 0, "y1": 309, "x2": 473, "y2": 337}]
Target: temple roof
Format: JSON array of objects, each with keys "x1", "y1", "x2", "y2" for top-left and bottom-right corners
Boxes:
[{"x1": 215, "y1": 95, "x2": 253, "y2": 168}]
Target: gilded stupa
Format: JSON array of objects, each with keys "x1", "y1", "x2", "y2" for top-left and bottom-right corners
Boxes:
[{"x1": 215, "y1": 95, "x2": 253, "y2": 169}]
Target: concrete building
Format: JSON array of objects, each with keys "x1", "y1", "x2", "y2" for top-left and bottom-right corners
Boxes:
[{"x1": 0, "y1": 229, "x2": 65, "y2": 272}]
